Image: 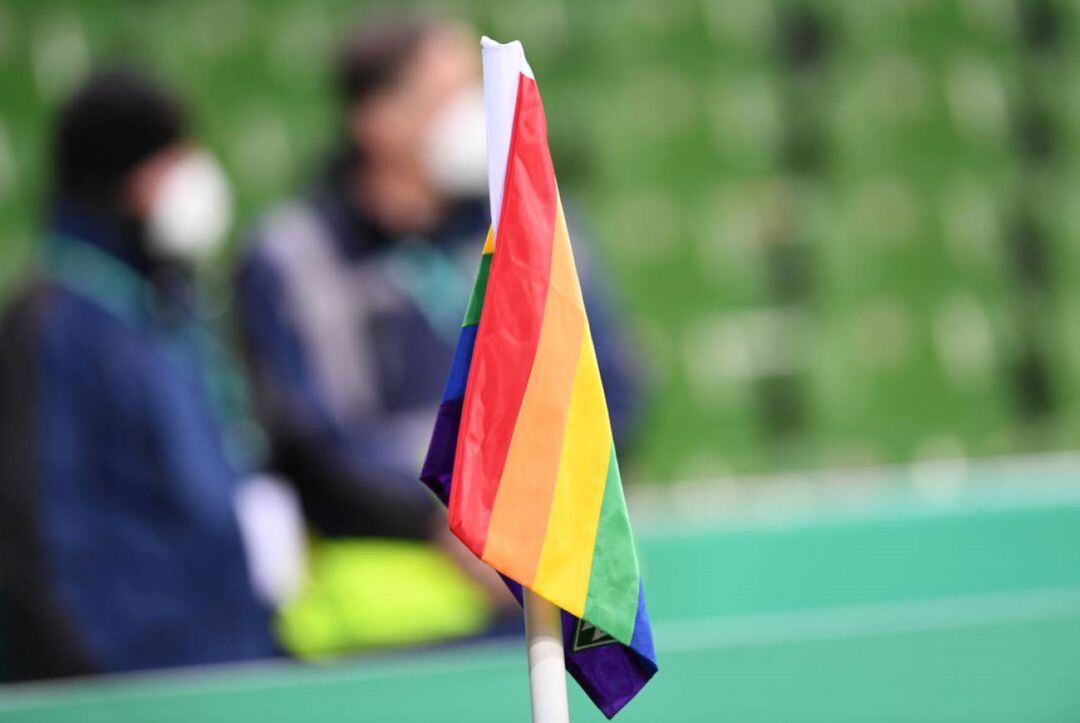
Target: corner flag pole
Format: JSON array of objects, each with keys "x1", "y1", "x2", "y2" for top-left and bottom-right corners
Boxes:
[{"x1": 524, "y1": 588, "x2": 570, "y2": 722}]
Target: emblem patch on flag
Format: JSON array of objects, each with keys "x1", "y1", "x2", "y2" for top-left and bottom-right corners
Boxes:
[{"x1": 572, "y1": 618, "x2": 617, "y2": 652}]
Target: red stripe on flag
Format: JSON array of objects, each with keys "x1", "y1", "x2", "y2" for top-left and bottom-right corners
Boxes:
[{"x1": 449, "y1": 74, "x2": 558, "y2": 556}]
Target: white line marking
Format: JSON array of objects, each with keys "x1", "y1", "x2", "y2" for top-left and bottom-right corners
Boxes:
[{"x1": 656, "y1": 587, "x2": 1080, "y2": 652}]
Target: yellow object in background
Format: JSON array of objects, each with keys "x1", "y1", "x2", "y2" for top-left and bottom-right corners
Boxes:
[{"x1": 277, "y1": 539, "x2": 493, "y2": 659}]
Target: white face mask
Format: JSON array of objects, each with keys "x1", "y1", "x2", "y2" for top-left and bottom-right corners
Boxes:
[
  {"x1": 146, "y1": 150, "x2": 233, "y2": 263},
  {"x1": 422, "y1": 85, "x2": 489, "y2": 198}
]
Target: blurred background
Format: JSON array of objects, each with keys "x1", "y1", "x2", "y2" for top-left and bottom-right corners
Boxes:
[
  {"x1": 3, "y1": 1, "x2": 1080, "y2": 721},
  {"x1": 1, "y1": 0, "x2": 1077, "y2": 483}
]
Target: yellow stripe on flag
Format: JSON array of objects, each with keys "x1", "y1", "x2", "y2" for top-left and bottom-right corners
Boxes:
[{"x1": 531, "y1": 329, "x2": 613, "y2": 616}]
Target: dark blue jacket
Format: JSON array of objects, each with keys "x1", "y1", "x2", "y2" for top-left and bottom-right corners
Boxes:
[{"x1": 0, "y1": 207, "x2": 275, "y2": 680}]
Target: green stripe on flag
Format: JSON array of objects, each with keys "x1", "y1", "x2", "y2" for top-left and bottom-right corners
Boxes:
[
  {"x1": 582, "y1": 447, "x2": 640, "y2": 645},
  {"x1": 462, "y1": 252, "x2": 492, "y2": 327}
]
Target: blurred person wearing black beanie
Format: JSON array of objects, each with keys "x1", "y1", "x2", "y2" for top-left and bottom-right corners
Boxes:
[{"x1": 0, "y1": 69, "x2": 279, "y2": 680}]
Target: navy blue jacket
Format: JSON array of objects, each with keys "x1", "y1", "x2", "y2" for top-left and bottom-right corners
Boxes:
[{"x1": 0, "y1": 208, "x2": 275, "y2": 680}]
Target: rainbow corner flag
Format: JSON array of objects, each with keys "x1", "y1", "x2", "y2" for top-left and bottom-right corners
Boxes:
[{"x1": 420, "y1": 37, "x2": 657, "y2": 717}]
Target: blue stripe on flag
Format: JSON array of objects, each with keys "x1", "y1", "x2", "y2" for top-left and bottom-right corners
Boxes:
[{"x1": 441, "y1": 324, "x2": 478, "y2": 402}]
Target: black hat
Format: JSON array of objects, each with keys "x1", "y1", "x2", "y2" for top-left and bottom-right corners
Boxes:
[
  {"x1": 53, "y1": 68, "x2": 186, "y2": 207},
  {"x1": 336, "y1": 10, "x2": 441, "y2": 106}
]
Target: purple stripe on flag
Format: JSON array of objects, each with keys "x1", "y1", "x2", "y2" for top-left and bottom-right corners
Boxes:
[
  {"x1": 562, "y1": 603, "x2": 657, "y2": 719},
  {"x1": 420, "y1": 397, "x2": 462, "y2": 505}
]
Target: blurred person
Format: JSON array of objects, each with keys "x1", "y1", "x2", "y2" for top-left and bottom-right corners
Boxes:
[
  {"x1": 0, "y1": 69, "x2": 280, "y2": 679},
  {"x1": 234, "y1": 12, "x2": 640, "y2": 654}
]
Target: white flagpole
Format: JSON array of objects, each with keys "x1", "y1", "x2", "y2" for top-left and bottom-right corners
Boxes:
[{"x1": 524, "y1": 588, "x2": 570, "y2": 722}]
